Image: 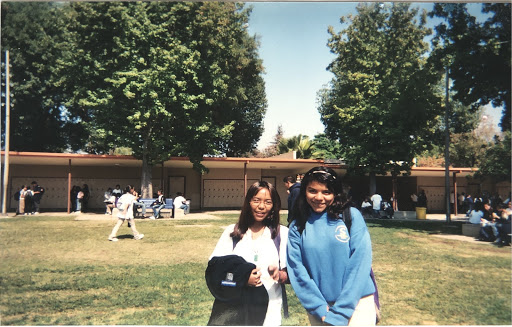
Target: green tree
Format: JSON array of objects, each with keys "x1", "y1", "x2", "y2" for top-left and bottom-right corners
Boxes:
[
  {"x1": 277, "y1": 134, "x2": 314, "y2": 159},
  {"x1": 311, "y1": 133, "x2": 342, "y2": 160},
  {"x1": 257, "y1": 124, "x2": 284, "y2": 158},
  {"x1": 319, "y1": 3, "x2": 441, "y2": 193},
  {"x1": 1, "y1": 2, "x2": 84, "y2": 151},
  {"x1": 476, "y1": 132, "x2": 511, "y2": 181},
  {"x1": 62, "y1": 2, "x2": 266, "y2": 197},
  {"x1": 449, "y1": 132, "x2": 487, "y2": 168},
  {"x1": 429, "y1": 3, "x2": 511, "y2": 131}
]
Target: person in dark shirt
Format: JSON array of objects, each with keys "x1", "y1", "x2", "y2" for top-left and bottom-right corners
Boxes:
[
  {"x1": 30, "y1": 181, "x2": 44, "y2": 214},
  {"x1": 283, "y1": 176, "x2": 301, "y2": 224}
]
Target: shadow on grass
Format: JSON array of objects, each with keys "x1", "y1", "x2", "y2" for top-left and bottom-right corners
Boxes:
[
  {"x1": 366, "y1": 218, "x2": 464, "y2": 236},
  {"x1": 116, "y1": 234, "x2": 136, "y2": 240}
]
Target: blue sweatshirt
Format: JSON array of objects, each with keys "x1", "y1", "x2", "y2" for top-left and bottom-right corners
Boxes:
[{"x1": 287, "y1": 207, "x2": 375, "y2": 326}]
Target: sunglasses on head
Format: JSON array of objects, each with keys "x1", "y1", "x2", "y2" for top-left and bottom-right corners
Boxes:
[{"x1": 307, "y1": 170, "x2": 336, "y2": 180}]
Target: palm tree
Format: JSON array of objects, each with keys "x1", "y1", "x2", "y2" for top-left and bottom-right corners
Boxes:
[{"x1": 278, "y1": 134, "x2": 314, "y2": 159}]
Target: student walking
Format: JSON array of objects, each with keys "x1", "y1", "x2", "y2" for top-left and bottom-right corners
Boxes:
[
  {"x1": 287, "y1": 166, "x2": 377, "y2": 326},
  {"x1": 108, "y1": 185, "x2": 144, "y2": 242}
]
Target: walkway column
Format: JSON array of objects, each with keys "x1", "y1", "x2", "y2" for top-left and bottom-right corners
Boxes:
[
  {"x1": 453, "y1": 171, "x2": 458, "y2": 216},
  {"x1": 67, "y1": 159, "x2": 71, "y2": 214},
  {"x1": 392, "y1": 176, "x2": 398, "y2": 211},
  {"x1": 244, "y1": 161, "x2": 248, "y2": 195}
]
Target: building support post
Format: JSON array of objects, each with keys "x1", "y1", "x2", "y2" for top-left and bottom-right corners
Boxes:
[
  {"x1": 244, "y1": 161, "x2": 248, "y2": 196},
  {"x1": 453, "y1": 172, "x2": 458, "y2": 216},
  {"x1": 67, "y1": 159, "x2": 72, "y2": 214}
]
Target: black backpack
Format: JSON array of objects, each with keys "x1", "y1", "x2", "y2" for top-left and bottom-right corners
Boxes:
[{"x1": 232, "y1": 226, "x2": 289, "y2": 319}]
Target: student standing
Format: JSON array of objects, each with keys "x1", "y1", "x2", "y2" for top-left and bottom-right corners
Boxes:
[
  {"x1": 108, "y1": 185, "x2": 144, "y2": 241},
  {"x1": 30, "y1": 181, "x2": 45, "y2": 214},
  {"x1": 287, "y1": 166, "x2": 376, "y2": 326},
  {"x1": 18, "y1": 185, "x2": 29, "y2": 215},
  {"x1": 370, "y1": 192, "x2": 382, "y2": 218},
  {"x1": 207, "y1": 181, "x2": 288, "y2": 325},
  {"x1": 283, "y1": 175, "x2": 301, "y2": 224}
]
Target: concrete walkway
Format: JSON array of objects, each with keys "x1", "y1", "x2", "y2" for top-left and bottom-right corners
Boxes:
[{"x1": 2, "y1": 209, "x2": 469, "y2": 220}]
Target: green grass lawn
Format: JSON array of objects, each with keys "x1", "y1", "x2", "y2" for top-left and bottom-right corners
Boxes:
[{"x1": 0, "y1": 214, "x2": 510, "y2": 325}]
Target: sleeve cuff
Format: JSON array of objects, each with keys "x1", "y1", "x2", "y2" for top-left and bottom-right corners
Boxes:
[
  {"x1": 324, "y1": 310, "x2": 349, "y2": 326},
  {"x1": 310, "y1": 305, "x2": 329, "y2": 322}
]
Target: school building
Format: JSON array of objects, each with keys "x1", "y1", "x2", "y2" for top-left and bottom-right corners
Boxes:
[{"x1": 2, "y1": 151, "x2": 509, "y2": 213}]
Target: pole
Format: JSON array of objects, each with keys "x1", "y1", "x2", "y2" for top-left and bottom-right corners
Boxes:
[
  {"x1": 453, "y1": 172, "x2": 458, "y2": 216},
  {"x1": 444, "y1": 66, "x2": 451, "y2": 223},
  {"x1": 2, "y1": 50, "x2": 10, "y2": 215},
  {"x1": 0, "y1": 52, "x2": 3, "y2": 208},
  {"x1": 244, "y1": 161, "x2": 248, "y2": 195},
  {"x1": 67, "y1": 159, "x2": 72, "y2": 214}
]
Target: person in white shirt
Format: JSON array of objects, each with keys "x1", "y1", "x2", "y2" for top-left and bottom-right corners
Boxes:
[
  {"x1": 468, "y1": 201, "x2": 484, "y2": 224},
  {"x1": 173, "y1": 192, "x2": 189, "y2": 215},
  {"x1": 108, "y1": 185, "x2": 144, "y2": 241},
  {"x1": 361, "y1": 196, "x2": 372, "y2": 217},
  {"x1": 208, "y1": 181, "x2": 288, "y2": 325},
  {"x1": 370, "y1": 192, "x2": 382, "y2": 218}
]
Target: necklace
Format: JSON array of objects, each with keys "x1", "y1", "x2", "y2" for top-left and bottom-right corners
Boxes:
[{"x1": 250, "y1": 226, "x2": 264, "y2": 262}]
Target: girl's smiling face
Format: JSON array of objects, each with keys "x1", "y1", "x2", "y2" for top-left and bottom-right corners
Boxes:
[
  {"x1": 306, "y1": 181, "x2": 334, "y2": 213},
  {"x1": 250, "y1": 188, "x2": 273, "y2": 222}
]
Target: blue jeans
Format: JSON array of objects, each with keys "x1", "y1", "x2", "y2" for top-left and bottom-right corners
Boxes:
[
  {"x1": 133, "y1": 201, "x2": 146, "y2": 215},
  {"x1": 180, "y1": 204, "x2": 190, "y2": 214},
  {"x1": 76, "y1": 199, "x2": 82, "y2": 212},
  {"x1": 151, "y1": 204, "x2": 164, "y2": 218}
]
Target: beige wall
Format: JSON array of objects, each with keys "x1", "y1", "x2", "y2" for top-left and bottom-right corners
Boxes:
[
  {"x1": 165, "y1": 168, "x2": 201, "y2": 210},
  {"x1": 8, "y1": 161, "x2": 506, "y2": 212},
  {"x1": 200, "y1": 168, "x2": 309, "y2": 209}
]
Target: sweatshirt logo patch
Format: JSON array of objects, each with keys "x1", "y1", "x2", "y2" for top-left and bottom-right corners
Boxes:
[{"x1": 335, "y1": 225, "x2": 350, "y2": 243}]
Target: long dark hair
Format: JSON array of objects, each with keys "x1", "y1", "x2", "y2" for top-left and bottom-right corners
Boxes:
[
  {"x1": 293, "y1": 166, "x2": 352, "y2": 233},
  {"x1": 231, "y1": 181, "x2": 281, "y2": 240},
  {"x1": 124, "y1": 185, "x2": 134, "y2": 194}
]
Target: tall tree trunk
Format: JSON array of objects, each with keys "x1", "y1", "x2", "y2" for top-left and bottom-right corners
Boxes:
[{"x1": 369, "y1": 171, "x2": 376, "y2": 195}]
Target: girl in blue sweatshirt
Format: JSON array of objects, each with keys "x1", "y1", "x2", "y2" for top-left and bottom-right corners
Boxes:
[{"x1": 287, "y1": 166, "x2": 376, "y2": 326}]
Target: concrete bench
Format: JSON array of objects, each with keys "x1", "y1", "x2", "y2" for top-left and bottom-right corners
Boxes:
[
  {"x1": 462, "y1": 223, "x2": 480, "y2": 237},
  {"x1": 393, "y1": 211, "x2": 417, "y2": 220}
]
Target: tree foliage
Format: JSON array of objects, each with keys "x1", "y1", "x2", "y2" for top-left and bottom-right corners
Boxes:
[
  {"x1": 429, "y1": 3, "x2": 511, "y2": 131},
  {"x1": 1, "y1": 2, "x2": 84, "y2": 151},
  {"x1": 319, "y1": 3, "x2": 441, "y2": 183},
  {"x1": 64, "y1": 2, "x2": 265, "y2": 162},
  {"x1": 475, "y1": 132, "x2": 511, "y2": 181},
  {"x1": 311, "y1": 134, "x2": 343, "y2": 160},
  {"x1": 57, "y1": 2, "x2": 266, "y2": 196},
  {"x1": 277, "y1": 134, "x2": 314, "y2": 159}
]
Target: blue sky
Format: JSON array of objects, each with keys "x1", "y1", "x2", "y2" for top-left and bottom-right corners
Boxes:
[{"x1": 246, "y1": 2, "x2": 501, "y2": 150}]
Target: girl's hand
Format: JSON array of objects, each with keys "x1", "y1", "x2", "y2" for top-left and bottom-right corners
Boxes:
[
  {"x1": 277, "y1": 269, "x2": 288, "y2": 284},
  {"x1": 268, "y1": 265, "x2": 279, "y2": 281},
  {"x1": 321, "y1": 305, "x2": 330, "y2": 322},
  {"x1": 248, "y1": 268, "x2": 262, "y2": 287}
]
